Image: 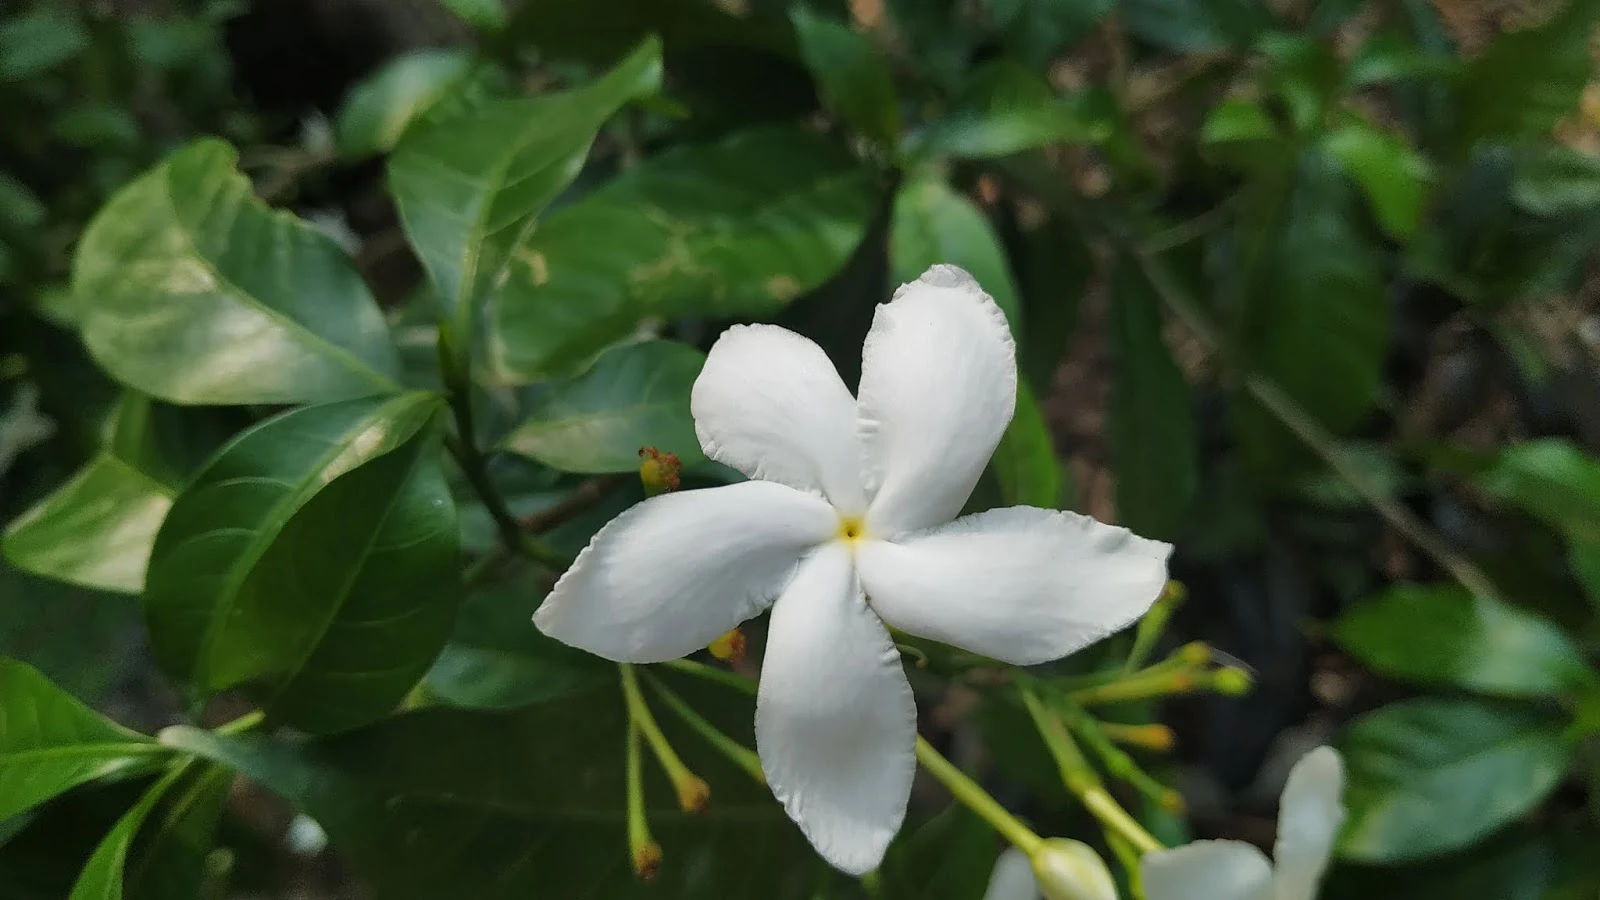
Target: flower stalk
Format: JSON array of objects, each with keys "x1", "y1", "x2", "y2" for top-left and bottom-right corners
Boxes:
[
  {"x1": 912, "y1": 735, "x2": 1043, "y2": 856},
  {"x1": 1122, "y1": 581, "x2": 1185, "y2": 673},
  {"x1": 1061, "y1": 703, "x2": 1184, "y2": 814},
  {"x1": 642, "y1": 670, "x2": 765, "y2": 786},
  {"x1": 626, "y1": 718, "x2": 663, "y2": 880},
  {"x1": 1095, "y1": 721, "x2": 1175, "y2": 752},
  {"x1": 620, "y1": 664, "x2": 710, "y2": 813},
  {"x1": 661, "y1": 657, "x2": 758, "y2": 696},
  {"x1": 1021, "y1": 685, "x2": 1164, "y2": 855}
]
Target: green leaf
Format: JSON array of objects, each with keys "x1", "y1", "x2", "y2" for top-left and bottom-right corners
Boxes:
[
  {"x1": 2, "y1": 456, "x2": 173, "y2": 594},
  {"x1": 103, "y1": 392, "x2": 244, "y2": 493},
  {"x1": 501, "y1": 340, "x2": 704, "y2": 474},
  {"x1": 790, "y1": 8, "x2": 900, "y2": 145},
  {"x1": 389, "y1": 37, "x2": 661, "y2": 336},
  {"x1": 890, "y1": 174, "x2": 1022, "y2": 330},
  {"x1": 1200, "y1": 96, "x2": 1279, "y2": 147},
  {"x1": 879, "y1": 806, "x2": 1000, "y2": 900},
  {"x1": 1324, "y1": 118, "x2": 1432, "y2": 241},
  {"x1": 1109, "y1": 263, "x2": 1197, "y2": 540},
  {"x1": 441, "y1": 0, "x2": 508, "y2": 31},
  {"x1": 66, "y1": 768, "x2": 185, "y2": 900},
  {"x1": 335, "y1": 49, "x2": 476, "y2": 159},
  {"x1": 905, "y1": 62, "x2": 1107, "y2": 160},
  {"x1": 985, "y1": 0, "x2": 1115, "y2": 66},
  {"x1": 1456, "y1": 0, "x2": 1600, "y2": 148},
  {"x1": 161, "y1": 679, "x2": 823, "y2": 899},
  {"x1": 992, "y1": 380, "x2": 1062, "y2": 509},
  {"x1": 1118, "y1": 0, "x2": 1271, "y2": 51},
  {"x1": 1335, "y1": 584, "x2": 1596, "y2": 697},
  {"x1": 125, "y1": 766, "x2": 232, "y2": 900},
  {"x1": 73, "y1": 140, "x2": 402, "y2": 405},
  {"x1": 0, "y1": 9, "x2": 88, "y2": 81},
  {"x1": 142, "y1": 394, "x2": 448, "y2": 720},
  {"x1": 0, "y1": 171, "x2": 46, "y2": 231},
  {"x1": 424, "y1": 568, "x2": 612, "y2": 710},
  {"x1": 1235, "y1": 151, "x2": 1389, "y2": 460},
  {"x1": 1513, "y1": 145, "x2": 1600, "y2": 217},
  {"x1": 486, "y1": 125, "x2": 878, "y2": 382},
  {"x1": 1477, "y1": 438, "x2": 1600, "y2": 542},
  {"x1": 1338, "y1": 698, "x2": 1574, "y2": 862},
  {"x1": 0, "y1": 659, "x2": 166, "y2": 823}
]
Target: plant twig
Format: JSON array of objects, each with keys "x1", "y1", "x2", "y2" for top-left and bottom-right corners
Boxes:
[{"x1": 523, "y1": 476, "x2": 625, "y2": 533}]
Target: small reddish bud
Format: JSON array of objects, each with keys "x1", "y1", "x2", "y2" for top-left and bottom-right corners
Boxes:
[
  {"x1": 639, "y1": 446, "x2": 682, "y2": 497},
  {"x1": 708, "y1": 628, "x2": 747, "y2": 663},
  {"x1": 676, "y1": 776, "x2": 711, "y2": 814}
]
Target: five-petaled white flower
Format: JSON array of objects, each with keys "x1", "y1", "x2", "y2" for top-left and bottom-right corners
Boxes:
[
  {"x1": 534, "y1": 265, "x2": 1173, "y2": 874},
  {"x1": 1142, "y1": 746, "x2": 1346, "y2": 900}
]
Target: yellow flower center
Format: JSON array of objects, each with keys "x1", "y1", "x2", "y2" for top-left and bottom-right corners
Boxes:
[{"x1": 837, "y1": 515, "x2": 866, "y2": 543}]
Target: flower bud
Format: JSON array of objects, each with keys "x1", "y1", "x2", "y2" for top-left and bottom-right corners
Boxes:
[
  {"x1": 676, "y1": 774, "x2": 711, "y2": 814},
  {"x1": 631, "y1": 838, "x2": 663, "y2": 881},
  {"x1": 708, "y1": 627, "x2": 747, "y2": 663},
  {"x1": 639, "y1": 447, "x2": 681, "y2": 496},
  {"x1": 1211, "y1": 667, "x2": 1253, "y2": 696},
  {"x1": 1029, "y1": 838, "x2": 1119, "y2": 900}
]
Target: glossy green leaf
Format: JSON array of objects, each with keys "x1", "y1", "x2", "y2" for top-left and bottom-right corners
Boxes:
[
  {"x1": 73, "y1": 140, "x2": 402, "y2": 405},
  {"x1": 335, "y1": 49, "x2": 476, "y2": 159},
  {"x1": 890, "y1": 174, "x2": 1022, "y2": 329},
  {"x1": 103, "y1": 392, "x2": 245, "y2": 493},
  {"x1": 441, "y1": 0, "x2": 508, "y2": 31},
  {"x1": 162, "y1": 678, "x2": 824, "y2": 899},
  {"x1": 992, "y1": 379, "x2": 1062, "y2": 509},
  {"x1": 905, "y1": 63, "x2": 1106, "y2": 161},
  {"x1": 1324, "y1": 118, "x2": 1431, "y2": 241},
  {"x1": 389, "y1": 38, "x2": 661, "y2": 333},
  {"x1": 1338, "y1": 698, "x2": 1574, "y2": 862},
  {"x1": 486, "y1": 125, "x2": 877, "y2": 381},
  {"x1": 66, "y1": 768, "x2": 185, "y2": 900},
  {"x1": 502, "y1": 340, "x2": 705, "y2": 474},
  {"x1": 424, "y1": 568, "x2": 611, "y2": 710},
  {"x1": 791, "y1": 8, "x2": 900, "y2": 144},
  {"x1": 878, "y1": 806, "x2": 1000, "y2": 900},
  {"x1": 142, "y1": 394, "x2": 449, "y2": 724},
  {"x1": 1457, "y1": 0, "x2": 1600, "y2": 148},
  {"x1": 2, "y1": 456, "x2": 172, "y2": 594},
  {"x1": 1109, "y1": 262, "x2": 1197, "y2": 540},
  {"x1": 0, "y1": 659, "x2": 167, "y2": 823},
  {"x1": 1335, "y1": 584, "x2": 1595, "y2": 697},
  {"x1": 0, "y1": 9, "x2": 88, "y2": 81}
]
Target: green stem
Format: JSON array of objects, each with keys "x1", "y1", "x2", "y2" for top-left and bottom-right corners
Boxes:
[
  {"x1": 1021, "y1": 685, "x2": 1164, "y2": 855},
  {"x1": 625, "y1": 717, "x2": 662, "y2": 878},
  {"x1": 620, "y1": 664, "x2": 708, "y2": 812},
  {"x1": 1123, "y1": 583, "x2": 1183, "y2": 673},
  {"x1": 661, "y1": 658, "x2": 758, "y2": 696},
  {"x1": 913, "y1": 736, "x2": 1042, "y2": 856},
  {"x1": 1067, "y1": 668, "x2": 1199, "y2": 706},
  {"x1": 214, "y1": 710, "x2": 264, "y2": 736},
  {"x1": 642, "y1": 671, "x2": 765, "y2": 787},
  {"x1": 1061, "y1": 704, "x2": 1182, "y2": 814}
]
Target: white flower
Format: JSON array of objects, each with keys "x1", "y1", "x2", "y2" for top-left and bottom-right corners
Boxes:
[
  {"x1": 985, "y1": 841, "x2": 1119, "y2": 900},
  {"x1": 533, "y1": 265, "x2": 1173, "y2": 874},
  {"x1": 1142, "y1": 747, "x2": 1346, "y2": 900}
]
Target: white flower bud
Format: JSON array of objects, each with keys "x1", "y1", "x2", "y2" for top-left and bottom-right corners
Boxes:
[{"x1": 1030, "y1": 838, "x2": 1119, "y2": 900}]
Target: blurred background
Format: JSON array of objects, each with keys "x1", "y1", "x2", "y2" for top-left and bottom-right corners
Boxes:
[{"x1": 4, "y1": 0, "x2": 1600, "y2": 897}]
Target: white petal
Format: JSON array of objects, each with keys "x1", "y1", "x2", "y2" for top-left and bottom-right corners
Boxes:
[
  {"x1": 856, "y1": 506, "x2": 1172, "y2": 666},
  {"x1": 692, "y1": 324, "x2": 866, "y2": 511},
  {"x1": 858, "y1": 264, "x2": 1017, "y2": 536},
  {"x1": 1272, "y1": 747, "x2": 1345, "y2": 900},
  {"x1": 1142, "y1": 841, "x2": 1274, "y2": 900},
  {"x1": 983, "y1": 847, "x2": 1041, "y2": 900},
  {"x1": 533, "y1": 481, "x2": 835, "y2": 663},
  {"x1": 756, "y1": 543, "x2": 915, "y2": 875}
]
